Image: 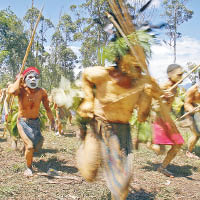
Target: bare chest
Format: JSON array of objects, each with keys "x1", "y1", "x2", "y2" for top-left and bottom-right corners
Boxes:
[
  {"x1": 193, "y1": 91, "x2": 200, "y2": 103},
  {"x1": 19, "y1": 90, "x2": 42, "y2": 109}
]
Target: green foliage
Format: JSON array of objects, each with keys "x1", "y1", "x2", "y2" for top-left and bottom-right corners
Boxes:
[
  {"x1": 171, "y1": 87, "x2": 185, "y2": 118},
  {"x1": 39, "y1": 105, "x2": 48, "y2": 131},
  {"x1": 130, "y1": 110, "x2": 152, "y2": 143},
  {"x1": 0, "y1": 8, "x2": 29, "y2": 77},
  {"x1": 102, "y1": 30, "x2": 155, "y2": 63},
  {"x1": 7, "y1": 99, "x2": 19, "y2": 137}
]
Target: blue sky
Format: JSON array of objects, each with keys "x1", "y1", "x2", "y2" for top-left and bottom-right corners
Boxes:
[
  {"x1": 1, "y1": 0, "x2": 200, "y2": 82},
  {"x1": 1, "y1": 0, "x2": 199, "y2": 40}
]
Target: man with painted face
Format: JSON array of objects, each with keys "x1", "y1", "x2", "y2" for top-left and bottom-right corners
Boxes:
[
  {"x1": 149, "y1": 64, "x2": 184, "y2": 177},
  {"x1": 184, "y1": 71, "x2": 200, "y2": 159},
  {"x1": 8, "y1": 66, "x2": 55, "y2": 176}
]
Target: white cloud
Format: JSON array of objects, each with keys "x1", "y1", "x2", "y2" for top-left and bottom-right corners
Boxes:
[
  {"x1": 149, "y1": 36, "x2": 200, "y2": 84},
  {"x1": 151, "y1": 0, "x2": 161, "y2": 8},
  {"x1": 128, "y1": 0, "x2": 161, "y2": 8}
]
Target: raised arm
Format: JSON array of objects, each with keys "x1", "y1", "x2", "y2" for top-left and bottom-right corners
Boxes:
[{"x1": 7, "y1": 75, "x2": 23, "y2": 96}]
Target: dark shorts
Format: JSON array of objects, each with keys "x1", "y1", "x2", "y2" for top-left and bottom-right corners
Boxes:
[
  {"x1": 90, "y1": 117, "x2": 133, "y2": 155},
  {"x1": 18, "y1": 118, "x2": 42, "y2": 148}
]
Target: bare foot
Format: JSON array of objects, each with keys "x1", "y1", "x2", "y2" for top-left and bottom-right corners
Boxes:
[
  {"x1": 186, "y1": 151, "x2": 200, "y2": 159},
  {"x1": 24, "y1": 168, "x2": 33, "y2": 177},
  {"x1": 11, "y1": 140, "x2": 17, "y2": 150},
  {"x1": 158, "y1": 166, "x2": 174, "y2": 178}
]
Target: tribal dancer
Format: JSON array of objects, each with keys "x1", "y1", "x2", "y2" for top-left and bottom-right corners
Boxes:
[
  {"x1": 149, "y1": 64, "x2": 184, "y2": 177},
  {"x1": 8, "y1": 66, "x2": 55, "y2": 177},
  {"x1": 54, "y1": 104, "x2": 72, "y2": 135},
  {"x1": 77, "y1": 52, "x2": 165, "y2": 199},
  {"x1": 184, "y1": 71, "x2": 200, "y2": 159}
]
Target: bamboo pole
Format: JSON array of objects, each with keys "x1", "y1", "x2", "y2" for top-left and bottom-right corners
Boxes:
[
  {"x1": 105, "y1": 12, "x2": 149, "y2": 74},
  {"x1": 19, "y1": 6, "x2": 44, "y2": 74},
  {"x1": 107, "y1": 0, "x2": 129, "y2": 35},
  {"x1": 168, "y1": 64, "x2": 200, "y2": 92},
  {"x1": 118, "y1": 0, "x2": 135, "y2": 33},
  {"x1": 160, "y1": 64, "x2": 200, "y2": 98},
  {"x1": 176, "y1": 105, "x2": 200, "y2": 121}
]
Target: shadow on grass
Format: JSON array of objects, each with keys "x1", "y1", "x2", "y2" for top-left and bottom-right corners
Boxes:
[
  {"x1": 127, "y1": 189, "x2": 156, "y2": 200},
  {"x1": 105, "y1": 188, "x2": 156, "y2": 200},
  {"x1": 0, "y1": 137, "x2": 7, "y2": 142},
  {"x1": 142, "y1": 161, "x2": 197, "y2": 178},
  {"x1": 34, "y1": 148, "x2": 58, "y2": 157},
  {"x1": 193, "y1": 146, "x2": 200, "y2": 157},
  {"x1": 34, "y1": 156, "x2": 78, "y2": 174},
  {"x1": 63, "y1": 133, "x2": 76, "y2": 138}
]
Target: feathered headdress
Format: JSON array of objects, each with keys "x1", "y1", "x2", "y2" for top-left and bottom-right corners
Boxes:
[{"x1": 95, "y1": 0, "x2": 166, "y2": 72}]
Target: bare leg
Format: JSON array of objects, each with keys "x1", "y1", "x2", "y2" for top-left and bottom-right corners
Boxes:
[
  {"x1": 17, "y1": 121, "x2": 34, "y2": 176},
  {"x1": 147, "y1": 143, "x2": 166, "y2": 155},
  {"x1": 187, "y1": 126, "x2": 200, "y2": 158},
  {"x1": 24, "y1": 147, "x2": 34, "y2": 177},
  {"x1": 158, "y1": 144, "x2": 182, "y2": 177}
]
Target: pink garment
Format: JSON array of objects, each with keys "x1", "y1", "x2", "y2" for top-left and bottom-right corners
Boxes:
[{"x1": 153, "y1": 119, "x2": 184, "y2": 145}]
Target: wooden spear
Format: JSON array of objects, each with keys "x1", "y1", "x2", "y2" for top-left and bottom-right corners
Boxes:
[
  {"x1": 105, "y1": 11, "x2": 149, "y2": 75},
  {"x1": 168, "y1": 64, "x2": 200, "y2": 92},
  {"x1": 176, "y1": 105, "x2": 200, "y2": 121},
  {"x1": 19, "y1": 6, "x2": 44, "y2": 74}
]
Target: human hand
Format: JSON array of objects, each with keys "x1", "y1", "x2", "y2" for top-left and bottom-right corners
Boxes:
[
  {"x1": 144, "y1": 84, "x2": 161, "y2": 99},
  {"x1": 77, "y1": 101, "x2": 94, "y2": 118},
  {"x1": 163, "y1": 90, "x2": 174, "y2": 98}
]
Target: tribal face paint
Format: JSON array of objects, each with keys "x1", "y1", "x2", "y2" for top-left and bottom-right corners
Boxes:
[{"x1": 25, "y1": 71, "x2": 40, "y2": 89}]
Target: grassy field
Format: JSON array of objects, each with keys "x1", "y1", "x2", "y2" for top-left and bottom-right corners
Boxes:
[{"x1": 0, "y1": 123, "x2": 200, "y2": 200}]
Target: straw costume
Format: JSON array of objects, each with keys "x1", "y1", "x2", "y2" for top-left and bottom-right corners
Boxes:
[{"x1": 8, "y1": 66, "x2": 55, "y2": 177}]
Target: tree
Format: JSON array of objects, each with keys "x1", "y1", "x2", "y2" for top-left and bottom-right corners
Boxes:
[
  {"x1": 70, "y1": 0, "x2": 110, "y2": 67},
  {"x1": 162, "y1": 0, "x2": 193, "y2": 63},
  {"x1": 0, "y1": 8, "x2": 29, "y2": 80},
  {"x1": 71, "y1": 0, "x2": 158, "y2": 68}
]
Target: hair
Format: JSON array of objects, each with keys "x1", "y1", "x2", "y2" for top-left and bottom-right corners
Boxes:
[{"x1": 167, "y1": 64, "x2": 182, "y2": 73}]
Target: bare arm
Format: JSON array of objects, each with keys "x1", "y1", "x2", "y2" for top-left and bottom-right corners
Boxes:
[
  {"x1": 4, "y1": 92, "x2": 11, "y2": 116},
  {"x1": 184, "y1": 85, "x2": 196, "y2": 112},
  {"x1": 42, "y1": 89, "x2": 55, "y2": 124},
  {"x1": 78, "y1": 66, "x2": 107, "y2": 118},
  {"x1": 7, "y1": 76, "x2": 23, "y2": 95}
]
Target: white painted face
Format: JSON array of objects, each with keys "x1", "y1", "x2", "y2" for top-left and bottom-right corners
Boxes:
[{"x1": 25, "y1": 71, "x2": 39, "y2": 89}]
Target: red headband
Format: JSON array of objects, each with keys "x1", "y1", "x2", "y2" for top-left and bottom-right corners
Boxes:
[{"x1": 22, "y1": 66, "x2": 40, "y2": 77}]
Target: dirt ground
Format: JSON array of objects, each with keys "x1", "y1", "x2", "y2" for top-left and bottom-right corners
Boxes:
[{"x1": 0, "y1": 123, "x2": 200, "y2": 200}]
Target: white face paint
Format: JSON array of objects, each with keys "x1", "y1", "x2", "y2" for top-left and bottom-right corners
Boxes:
[{"x1": 25, "y1": 71, "x2": 39, "y2": 89}]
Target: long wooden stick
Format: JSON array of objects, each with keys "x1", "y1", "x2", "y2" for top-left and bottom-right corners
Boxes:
[
  {"x1": 105, "y1": 12, "x2": 149, "y2": 74},
  {"x1": 160, "y1": 65, "x2": 200, "y2": 99},
  {"x1": 168, "y1": 64, "x2": 200, "y2": 92},
  {"x1": 19, "y1": 6, "x2": 44, "y2": 74},
  {"x1": 176, "y1": 105, "x2": 200, "y2": 121}
]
